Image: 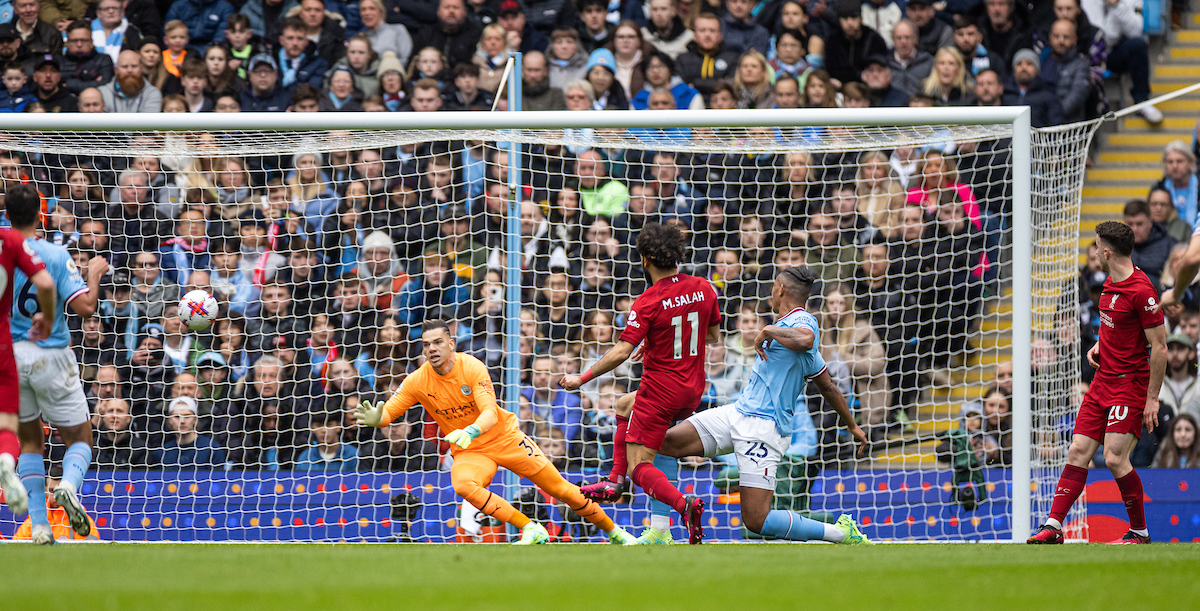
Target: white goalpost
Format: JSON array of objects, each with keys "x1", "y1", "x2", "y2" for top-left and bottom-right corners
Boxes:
[{"x1": 0, "y1": 106, "x2": 1091, "y2": 543}]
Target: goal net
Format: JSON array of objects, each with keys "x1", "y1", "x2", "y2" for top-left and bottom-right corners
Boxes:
[{"x1": 0, "y1": 109, "x2": 1091, "y2": 543}]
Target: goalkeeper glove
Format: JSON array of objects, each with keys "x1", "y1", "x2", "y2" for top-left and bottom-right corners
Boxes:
[
  {"x1": 444, "y1": 424, "x2": 483, "y2": 449},
  {"x1": 355, "y1": 401, "x2": 384, "y2": 427}
]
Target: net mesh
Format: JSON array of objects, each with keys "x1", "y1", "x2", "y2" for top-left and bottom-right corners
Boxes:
[{"x1": 0, "y1": 116, "x2": 1092, "y2": 542}]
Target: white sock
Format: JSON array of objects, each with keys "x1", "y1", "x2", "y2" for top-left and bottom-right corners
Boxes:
[
  {"x1": 650, "y1": 515, "x2": 671, "y2": 532},
  {"x1": 1131, "y1": 528, "x2": 1148, "y2": 536},
  {"x1": 1045, "y1": 518, "x2": 1062, "y2": 530},
  {"x1": 824, "y1": 523, "x2": 846, "y2": 543}
]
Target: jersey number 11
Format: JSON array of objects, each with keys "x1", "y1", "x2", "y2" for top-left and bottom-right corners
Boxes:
[{"x1": 671, "y1": 312, "x2": 699, "y2": 360}]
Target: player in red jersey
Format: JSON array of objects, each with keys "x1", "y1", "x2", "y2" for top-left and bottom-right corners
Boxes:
[
  {"x1": 0, "y1": 184, "x2": 57, "y2": 517},
  {"x1": 1028, "y1": 222, "x2": 1167, "y2": 545},
  {"x1": 560, "y1": 222, "x2": 720, "y2": 544}
]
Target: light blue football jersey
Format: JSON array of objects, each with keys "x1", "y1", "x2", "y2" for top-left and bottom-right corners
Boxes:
[
  {"x1": 731, "y1": 307, "x2": 828, "y2": 436},
  {"x1": 11, "y1": 238, "x2": 87, "y2": 348}
]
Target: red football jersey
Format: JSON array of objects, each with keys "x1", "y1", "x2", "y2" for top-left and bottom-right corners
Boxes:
[
  {"x1": 619, "y1": 273, "x2": 721, "y2": 412},
  {"x1": 0, "y1": 229, "x2": 46, "y2": 347},
  {"x1": 1096, "y1": 268, "x2": 1164, "y2": 379}
]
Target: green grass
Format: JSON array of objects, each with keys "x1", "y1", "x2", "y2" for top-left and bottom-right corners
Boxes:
[{"x1": 2, "y1": 543, "x2": 1199, "y2": 610}]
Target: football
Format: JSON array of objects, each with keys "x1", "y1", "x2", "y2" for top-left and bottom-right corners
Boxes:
[{"x1": 178, "y1": 290, "x2": 219, "y2": 331}]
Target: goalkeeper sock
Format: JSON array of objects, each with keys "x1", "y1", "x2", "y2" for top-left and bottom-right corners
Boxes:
[
  {"x1": 62, "y1": 442, "x2": 91, "y2": 491},
  {"x1": 759, "y1": 510, "x2": 843, "y2": 542},
  {"x1": 0, "y1": 429, "x2": 17, "y2": 462},
  {"x1": 649, "y1": 454, "x2": 678, "y2": 531},
  {"x1": 1114, "y1": 469, "x2": 1147, "y2": 532},
  {"x1": 631, "y1": 462, "x2": 686, "y2": 514},
  {"x1": 1048, "y1": 464, "x2": 1088, "y2": 526},
  {"x1": 608, "y1": 416, "x2": 628, "y2": 483},
  {"x1": 18, "y1": 453, "x2": 48, "y2": 525}
]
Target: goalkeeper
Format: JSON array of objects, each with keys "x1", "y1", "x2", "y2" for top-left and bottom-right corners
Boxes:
[{"x1": 356, "y1": 319, "x2": 635, "y2": 545}]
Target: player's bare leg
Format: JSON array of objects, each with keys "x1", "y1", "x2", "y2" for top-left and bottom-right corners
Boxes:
[
  {"x1": 0, "y1": 412, "x2": 26, "y2": 515},
  {"x1": 524, "y1": 464, "x2": 635, "y2": 545},
  {"x1": 1029, "y1": 433, "x2": 1100, "y2": 544},
  {"x1": 661, "y1": 422, "x2": 870, "y2": 545},
  {"x1": 451, "y1": 454, "x2": 548, "y2": 545},
  {"x1": 579, "y1": 392, "x2": 637, "y2": 503},
  {"x1": 1100, "y1": 431, "x2": 1151, "y2": 544},
  {"x1": 19, "y1": 419, "x2": 93, "y2": 538}
]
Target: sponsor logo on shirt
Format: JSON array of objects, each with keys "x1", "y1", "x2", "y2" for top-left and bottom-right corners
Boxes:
[{"x1": 461, "y1": 384, "x2": 472, "y2": 396}]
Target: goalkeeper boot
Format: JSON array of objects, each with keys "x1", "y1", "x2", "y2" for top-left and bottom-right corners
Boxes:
[
  {"x1": 834, "y1": 514, "x2": 873, "y2": 545},
  {"x1": 54, "y1": 480, "x2": 91, "y2": 538},
  {"x1": 681, "y1": 496, "x2": 705, "y2": 545},
  {"x1": 1108, "y1": 530, "x2": 1152, "y2": 545},
  {"x1": 513, "y1": 521, "x2": 550, "y2": 545},
  {"x1": 607, "y1": 527, "x2": 638, "y2": 546},
  {"x1": 0, "y1": 453, "x2": 26, "y2": 516},
  {"x1": 30, "y1": 523, "x2": 55, "y2": 545},
  {"x1": 579, "y1": 478, "x2": 628, "y2": 503},
  {"x1": 635, "y1": 527, "x2": 675, "y2": 545},
  {"x1": 1026, "y1": 524, "x2": 1064, "y2": 544}
]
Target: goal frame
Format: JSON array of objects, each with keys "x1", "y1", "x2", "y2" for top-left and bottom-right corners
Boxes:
[{"x1": 0, "y1": 105, "x2": 1034, "y2": 542}]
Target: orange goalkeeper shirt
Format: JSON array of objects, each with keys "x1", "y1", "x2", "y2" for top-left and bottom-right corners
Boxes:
[{"x1": 381, "y1": 353, "x2": 517, "y2": 453}]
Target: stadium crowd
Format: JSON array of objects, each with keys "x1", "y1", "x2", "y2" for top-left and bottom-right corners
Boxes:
[{"x1": 0, "y1": 0, "x2": 1183, "y2": 478}]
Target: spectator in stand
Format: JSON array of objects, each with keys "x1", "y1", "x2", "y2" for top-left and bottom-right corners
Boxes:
[
  {"x1": 1041, "y1": 19, "x2": 1091, "y2": 123},
  {"x1": 1158, "y1": 333, "x2": 1200, "y2": 417},
  {"x1": 473, "y1": 23, "x2": 512, "y2": 95},
  {"x1": 887, "y1": 20, "x2": 932, "y2": 96},
  {"x1": 108, "y1": 170, "x2": 171, "y2": 268},
  {"x1": 804, "y1": 209, "x2": 859, "y2": 287},
  {"x1": 359, "y1": 0, "x2": 411, "y2": 64},
  {"x1": 521, "y1": 49, "x2": 565, "y2": 110},
  {"x1": 1152, "y1": 414, "x2": 1200, "y2": 467},
  {"x1": 576, "y1": 0, "x2": 616, "y2": 53},
  {"x1": 1124, "y1": 198, "x2": 1176, "y2": 291},
  {"x1": 412, "y1": 0, "x2": 481, "y2": 68},
  {"x1": 721, "y1": 0, "x2": 770, "y2": 54},
  {"x1": 906, "y1": 150, "x2": 981, "y2": 229},
  {"x1": 584, "y1": 48, "x2": 628, "y2": 110},
  {"x1": 522, "y1": 354, "x2": 583, "y2": 442},
  {"x1": 361, "y1": 412, "x2": 440, "y2": 470},
  {"x1": 1081, "y1": 0, "x2": 1161, "y2": 123},
  {"x1": 395, "y1": 249, "x2": 471, "y2": 339},
  {"x1": 10, "y1": 0, "x2": 60, "y2": 56},
  {"x1": 223, "y1": 14, "x2": 262, "y2": 80},
  {"x1": 733, "y1": 51, "x2": 774, "y2": 109},
  {"x1": 676, "y1": 12, "x2": 740, "y2": 102},
  {"x1": 642, "y1": 0, "x2": 693, "y2": 59},
  {"x1": 77, "y1": 86, "x2": 105, "y2": 111},
  {"x1": 31, "y1": 55, "x2": 78, "y2": 112},
  {"x1": 861, "y1": 0, "x2": 901, "y2": 48},
  {"x1": 770, "y1": 29, "x2": 807, "y2": 80},
  {"x1": 972, "y1": 66, "x2": 1004, "y2": 108},
  {"x1": 98, "y1": 49, "x2": 161, "y2": 112},
  {"x1": 953, "y1": 14, "x2": 1004, "y2": 79},
  {"x1": 93, "y1": 398, "x2": 149, "y2": 469},
  {"x1": 157, "y1": 396, "x2": 226, "y2": 470},
  {"x1": 277, "y1": 16, "x2": 327, "y2": 90},
  {"x1": 576, "y1": 149, "x2": 628, "y2": 218},
  {"x1": 324, "y1": 34, "x2": 381, "y2": 98},
  {"x1": 297, "y1": 0, "x2": 347, "y2": 66},
  {"x1": 61, "y1": 20, "x2": 114, "y2": 95},
  {"x1": 1002, "y1": 49, "x2": 1064, "y2": 128},
  {"x1": 497, "y1": 0, "x2": 548, "y2": 54},
  {"x1": 819, "y1": 284, "x2": 888, "y2": 436},
  {"x1": 241, "y1": 53, "x2": 290, "y2": 111},
  {"x1": 158, "y1": 208, "x2": 209, "y2": 287},
  {"x1": 130, "y1": 250, "x2": 181, "y2": 322},
  {"x1": 296, "y1": 408, "x2": 360, "y2": 471},
  {"x1": 904, "y1": 0, "x2": 950, "y2": 55},
  {"x1": 546, "y1": 27, "x2": 587, "y2": 90},
  {"x1": 922, "y1": 47, "x2": 971, "y2": 106},
  {"x1": 165, "y1": 0, "x2": 236, "y2": 46},
  {"x1": 632, "y1": 50, "x2": 703, "y2": 111},
  {"x1": 610, "y1": 20, "x2": 645, "y2": 99},
  {"x1": 824, "y1": 0, "x2": 888, "y2": 87},
  {"x1": 90, "y1": 0, "x2": 145, "y2": 64},
  {"x1": 1154, "y1": 141, "x2": 1199, "y2": 233},
  {"x1": 856, "y1": 150, "x2": 905, "y2": 236},
  {"x1": 1149, "y1": 186, "x2": 1193, "y2": 244},
  {"x1": 979, "y1": 0, "x2": 1029, "y2": 67},
  {"x1": 772, "y1": 73, "x2": 800, "y2": 110},
  {"x1": 320, "y1": 65, "x2": 364, "y2": 110},
  {"x1": 859, "y1": 54, "x2": 908, "y2": 107}
]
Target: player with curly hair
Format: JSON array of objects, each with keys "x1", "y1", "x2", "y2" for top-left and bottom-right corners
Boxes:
[{"x1": 561, "y1": 222, "x2": 721, "y2": 544}]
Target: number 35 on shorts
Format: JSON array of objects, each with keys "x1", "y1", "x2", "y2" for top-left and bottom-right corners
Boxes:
[{"x1": 1107, "y1": 405, "x2": 1129, "y2": 426}]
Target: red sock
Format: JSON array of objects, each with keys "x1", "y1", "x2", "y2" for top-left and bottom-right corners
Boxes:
[
  {"x1": 1114, "y1": 470, "x2": 1147, "y2": 531},
  {"x1": 631, "y1": 462, "x2": 686, "y2": 514},
  {"x1": 1049, "y1": 464, "x2": 1089, "y2": 524},
  {"x1": 0, "y1": 429, "x2": 17, "y2": 459},
  {"x1": 608, "y1": 416, "x2": 628, "y2": 483}
]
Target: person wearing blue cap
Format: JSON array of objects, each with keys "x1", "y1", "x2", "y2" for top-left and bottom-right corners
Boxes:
[{"x1": 585, "y1": 47, "x2": 629, "y2": 109}]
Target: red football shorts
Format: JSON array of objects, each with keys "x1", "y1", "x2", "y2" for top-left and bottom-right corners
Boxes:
[
  {"x1": 0, "y1": 344, "x2": 15, "y2": 415},
  {"x1": 1074, "y1": 373, "x2": 1147, "y2": 440},
  {"x1": 625, "y1": 399, "x2": 695, "y2": 451}
]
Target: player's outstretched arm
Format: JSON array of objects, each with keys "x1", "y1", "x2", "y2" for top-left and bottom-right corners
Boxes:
[
  {"x1": 69, "y1": 256, "x2": 109, "y2": 318},
  {"x1": 28, "y1": 269, "x2": 56, "y2": 341},
  {"x1": 813, "y1": 369, "x2": 869, "y2": 457},
  {"x1": 560, "y1": 340, "x2": 636, "y2": 391},
  {"x1": 1144, "y1": 323, "x2": 1169, "y2": 431},
  {"x1": 753, "y1": 325, "x2": 815, "y2": 360},
  {"x1": 1160, "y1": 233, "x2": 1200, "y2": 314}
]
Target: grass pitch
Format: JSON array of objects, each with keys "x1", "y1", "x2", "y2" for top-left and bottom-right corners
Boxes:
[{"x1": 2, "y1": 543, "x2": 1198, "y2": 610}]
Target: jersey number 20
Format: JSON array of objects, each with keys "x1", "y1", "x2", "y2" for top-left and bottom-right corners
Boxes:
[{"x1": 671, "y1": 312, "x2": 699, "y2": 360}]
